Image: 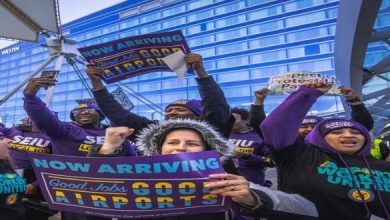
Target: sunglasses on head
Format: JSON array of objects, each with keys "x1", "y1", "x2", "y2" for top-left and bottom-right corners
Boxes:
[{"x1": 71, "y1": 108, "x2": 97, "y2": 115}]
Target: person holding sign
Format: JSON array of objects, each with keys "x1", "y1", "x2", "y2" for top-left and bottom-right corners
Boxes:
[
  {"x1": 85, "y1": 53, "x2": 234, "y2": 139},
  {"x1": 260, "y1": 80, "x2": 390, "y2": 219},
  {"x1": 0, "y1": 117, "x2": 53, "y2": 220},
  {"x1": 91, "y1": 120, "x2": 320, "y2": 220},
  {"x1": 0, "y1": 132, "x2": 27, "y2": 220}
]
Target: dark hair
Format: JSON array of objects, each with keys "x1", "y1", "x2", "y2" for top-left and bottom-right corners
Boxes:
[{"x1": 231, "y1": 107, "x2": 249, "y2": 121}]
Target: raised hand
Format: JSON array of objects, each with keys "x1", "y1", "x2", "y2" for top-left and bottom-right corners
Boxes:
[
  {"x1": 85, "y1": 63, "x2": 105, "y2": 90},
  {"x1": 254, "y1": 88, "x2": 270, "y2": 105},
  {"x1": 99, "y1": 127, "x2": 134, "y2": 155},
  {"x1": 184, "y1": 53, "x2": 208, "y2": 78},
  {"x1": 23, "y1": 77, "x2": 57, "y2": 95},
  {"x1": 205, "y1": 173, "x2": 257, "y2": 206}
]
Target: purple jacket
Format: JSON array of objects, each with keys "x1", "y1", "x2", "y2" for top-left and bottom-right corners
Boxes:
[{"x1": 23, "y1": 94, "x2": 136, "y2": 157}]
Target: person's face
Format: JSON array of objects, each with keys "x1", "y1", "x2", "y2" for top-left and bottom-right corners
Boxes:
[
  {"x1": 298, "y1": 124, "x2": 316, "y2": 137},
  {"x1": 324, "y1": 128, "x2": 365, "y2": 155},
  {"x1": 0, "y1": 137, "x2": 12, "y2": 159},
  {"x1": 232, "y1": 113, "x2": 246, "y2": 130},
  {"x1": 165, "y1": 106, "x2": 197, "y2": 119},
  {"x1": 72, "y1": 108, "x2": 100, "y2": 125},
  {"x1": 161, "y1": 129, "x2": 206, "y2": 155}
]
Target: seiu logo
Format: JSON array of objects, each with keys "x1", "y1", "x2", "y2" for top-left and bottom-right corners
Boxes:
[
  {"x1": 229, "y1": 139, "x2": 253, "y2": 147},
  {"x1": 84, "y1": 136, "x2": 105, "y2": 145},
  {"x1": 13, "y1": 136, "x2": 50, "y2": 147}
]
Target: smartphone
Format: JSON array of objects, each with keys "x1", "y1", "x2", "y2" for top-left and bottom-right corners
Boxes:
[{"x1": 41, "y1": 70, "x2": 59, "y2": 79}]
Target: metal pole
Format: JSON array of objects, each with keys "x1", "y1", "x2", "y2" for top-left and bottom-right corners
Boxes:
[{"x1": 0, "y1": 54, "x2": 58, "y2": 105}]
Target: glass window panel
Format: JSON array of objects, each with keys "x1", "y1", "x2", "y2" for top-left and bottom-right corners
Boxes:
[
  {"x1": 251, "y1": 65, "x2": 288, "y2": 78},
  {"x1": 217, "y1": 56, "x2": 249, "y2": 68},
  {"x1": 162, "y1": 17, "x2": 186, "y2": 29},
  {"x1": 285, "y1": 11, "x2": 326, "y2": 27},
  {"x1": 139, "y1": 81, "x2": 161, "y2": 92},
  {"x1": 250, "y1": 50, "x2": 286, "y2": 63},
  {"x1": 162, "y1": 93, "x2": 188, "y2": 102},
  {"x1": 162, "y1": 79, "x2": 187, "y2": 89},
  {"x1": 248, "y1": 20, "x2": 283, "y2": 35},
  {"x1": 216, "y1": 28, "x2": 247, "y2": 41},
  {"x1": 247, "y1": 5, "x2": 283, "y2": 21},
  {"x1": 217, "y1": 42, "x2": 248, "y2": 55},
  {"x1": 120, "y1": 19, "x2": 139, "y2": 29},
  {"x1": 286, "y1": 26, "x2": 329, "y2": 42},
  {"x1": 215, "y1": 1, "x2": 245, "y2": 15},
  {"x1": 288, "y1": 59, "x2": 333, "y2": 72},
  {"x1": 246, "y1": 0, "x2": 273, "y2": 7},
  {"x1": 187, "y1": 9, "x2": 214, "y2": 22},
  {"x1": 85, "y1": 30, "x2": 101, "y2": 39},
  {"x1": 140, "y1": 23, "x2": 161, "y2": 34},
  {"x1": 215, "y1": 14, "x2": 246, "y2": 28},
  {"x1": 193, "y1": 47, "x2": 215, "y2": 58},
  {"x1": 249, "y1": 35, "x2": 285, "y2": 49},
  {"x1": 102, "y1": 24, "x2": 119, "y2": 35},
  {"x1": 203, "y1": 60, "x2": 216, "y2": 70},
  {"x1": 140, "y1": 11, "x2": 161, "y2": 23},
  {"x1": 188, "y1": 35, "x2": 215, "y2": 47},
  {"x1": 223, "y1": 86, "x2": 251, "y2": 97},
  {"x1": 287, "y1": 47, "x2": 305, "y2": 58},
  {"x1": 217, "y1": 70, "x2": 249, "y2": 83},
  {"x1": 187, "y1": 25, "x2": 201, "y2": 35},
  {"x1": 187, "y1": 0, "x2": 213, "y2": 10},
  {"x1": 163, "y1": 5, "x2": 186, "y2": 17},
  {"x1": 120, "y1": 29, "x2": 139, "y2": 38},
  {"x1": 284, "y1": 0, "x2": 325, "y2": 12}
]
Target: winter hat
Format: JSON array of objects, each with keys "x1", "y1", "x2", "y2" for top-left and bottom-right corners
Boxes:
[
  {"x1": 301, "y1": 115, "x2": 323, "y2": 125},
  {"x1": 165, "y1": 99, "x2": 202, "y2": 116},
  {"x1": 319, "y1": 119, "x2": 366, "y2": 137},
  {"x1": 135, "y1": 118, "x2": 235, "y2": 163},
  {"x1": 70, "y1": 103, "x2": 105, "y2": 121}
]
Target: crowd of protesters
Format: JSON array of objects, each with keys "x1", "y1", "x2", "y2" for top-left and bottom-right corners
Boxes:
[{"x1": 0, "y1": 52, "x2": 389, "y2": 220}]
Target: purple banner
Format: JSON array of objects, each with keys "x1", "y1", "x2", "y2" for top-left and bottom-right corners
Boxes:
[
  {"x1": 78, "y1": 30, "x2": 191, "y2": 84},
  {"x1": 76, "y1": 87, "x2": 134, "y2": 111},
  {"x1": 29, "y1": 151, "x2": 231, "y2": 219}
]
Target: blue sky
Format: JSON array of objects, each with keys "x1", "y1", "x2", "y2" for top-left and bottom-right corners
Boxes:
[{"x1": 0, "y1": 0, "x2": 124, "y2": 49}]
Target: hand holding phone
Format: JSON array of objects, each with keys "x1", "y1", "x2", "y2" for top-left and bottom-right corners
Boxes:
[{"x1": 40, "y1": 70, "x2": 59, "y2": 79}]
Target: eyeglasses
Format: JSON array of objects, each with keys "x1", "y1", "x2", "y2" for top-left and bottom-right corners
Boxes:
[{"x1": 71, "y1": 108, "x2": 97, "y2": 115}]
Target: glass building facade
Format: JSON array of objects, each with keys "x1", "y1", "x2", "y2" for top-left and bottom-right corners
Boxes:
[{"x1": 0, "y1": 0, "x2": 389, "y2": 126}]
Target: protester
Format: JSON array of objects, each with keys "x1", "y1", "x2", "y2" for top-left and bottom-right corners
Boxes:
[
  {"x1": 23, "y1": 76, "x2": 137, "y2": 220},
  {"x1": 0, "y1": 132, "x2": 26, "y2": 220},
  {"x1": 260, "y1": 80, "x2": 390, "y2": 219},
  {"x1": 92, "y1": 120, "x2": 319, "y2": 220},
  {"x1": 229, "y1": 107, "x2": 274, "y2": 187},
  {"x1": 296, "y1": 86, "x2": 374, "y2": 138},
  {"x1": 0, "y1": 117, "x2": 53, "y2": 220},
  {"x1": 371, "y1": 138, "x2": 390, "y2": 160},
  {"x1": 85, "y1": 53, "x2": 234, "y2": 139}
]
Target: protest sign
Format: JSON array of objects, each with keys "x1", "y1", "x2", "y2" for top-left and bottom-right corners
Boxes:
[
  {"x1": 76, "y1": 87, "x2": 134, "y2": 110},
  {"x1": 78, "y1": 30, "x2": 191, "y2": 83},
  {"x1": 29, "y1": 151, "x2": 231, "y2": 219},
  {"x1": 267, "y1": 72, "x2": 341, "y2": 95}
]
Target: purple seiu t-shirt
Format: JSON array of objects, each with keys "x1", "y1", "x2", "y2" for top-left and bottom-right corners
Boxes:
[
  {"x1": 229, "y1": 130, "x2": 272, "y2": 185},
  {"x1": 0, "y1": 127, "x2": 52, "y2": 170},
  {"x1": 23, "y1": 94, "x2": 137, "y2": 157}
]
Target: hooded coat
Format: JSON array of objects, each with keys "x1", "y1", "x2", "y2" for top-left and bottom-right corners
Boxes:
[{"x1": 260, "y1": 86, "x2": 390, "y2": 220}]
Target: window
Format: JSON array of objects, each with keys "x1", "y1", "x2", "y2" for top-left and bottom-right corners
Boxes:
[
  {"x1": 247, "y1": 5, "x2": 283, "y2": 21},
  {"x1": 215, "y1": 1, "x2": 245, "y2": 15},
  {"x1": 249, "y1": 35, "x2": 285, "y2": 49},
  {"x1": 288, "y1": 59, "x2": 333, "y2": 72},
  {"x1": 193, "y1": 47, "x2": 215, "y2": 58},
  {"x1": 188, "y1": 35, "x2": 216, "y2": 47},
  {"x1": 120, "y1": 19, "x2": 139, "y2": 29},
  {"x1": 215, "y1": 14, "x2": 246, "y2": 28},
  {"x1": 216, "y1": 28, "x2": 247, "y2": 41},
  {"x1": 163, "y1": 5, "x2": 185, "y2": 17},
  {"x1": 284, "y1": 11, "x2": 327, "y2": 27},
  {"x1": 223, "y1": 86, "x2": 251, "y2": 97},
  {"x1": 217, "y1": 56, "x2": 249, "y2": 68},
  {"x1": 187, "y1": 9, "x2": 214, "y2": 22},
  {"x1": 85, "y1": 30, "x2": 101, "y2": 39},
  {"x1": 140, "y1": 11, "x2": 161, "y2": 23},
  {"x1": 139, "y1": 82, "x2": 161, "y2": 92},
  {"x1": 251, "y1": 65, "x2": 288, "y2": 78},
  {"x1": 217, "y1": 70, "x2": 249, "y2": 83},
  {"x1": 250, "y1": 50, "x2": 286, "y2": 64},
  {"x1": 162, "y1": 93, "x2": 188, "y2": 102},
  {"x1": 162, "y1": 17, "x2": 186, "y2": 29},
  {"x1": 284, "y1": 0, "x2": 325, "y2": 12},
  {"x1": 140, "y1": 23, "x2": 161, "y2": 34},
  {"x1": 246, "y1": 0, "x2": 273, "y2": 7},
  {"x1": 120, "y1": 29, "x2": 139, "y2": 38},
  {"x1": 286, "y1": 26, "x2": 329, "y2": 42},
  {"x1": 102, "y1": 24, "x2": 119, "y2": 35},
  {"x1": 248, "y1": 20, "x2": 284, "y2": 35},
  {"x1": 187, "y1": 0, "x2": 213, "y2": 10},
  {"x1": 216, "y1": 42, "x2": 248, "y2": 55},
  {"x1": 162, "y1": 79, "x2": 187, "y2": 89}
]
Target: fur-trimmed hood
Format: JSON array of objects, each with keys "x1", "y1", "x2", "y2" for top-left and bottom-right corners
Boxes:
[{"x1": 135, "y1": 118, "x2": 235, "y2": 163}]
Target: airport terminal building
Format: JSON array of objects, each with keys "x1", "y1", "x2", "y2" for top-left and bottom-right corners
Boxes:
[{"x1": 0, "y1": 0, "x2": 389, "y2": 128}]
